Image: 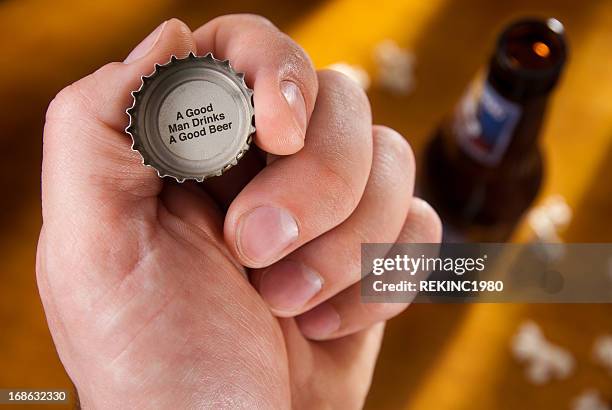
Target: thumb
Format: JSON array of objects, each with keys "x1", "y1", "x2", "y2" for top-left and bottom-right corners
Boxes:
[{"x1": 42, "y1": 19, "x2": 196, "y2": 228}]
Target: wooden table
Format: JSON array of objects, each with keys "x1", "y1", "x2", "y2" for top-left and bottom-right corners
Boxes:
[{"x1": 1, "y1": 0, "x2": 610, "y2": 408}]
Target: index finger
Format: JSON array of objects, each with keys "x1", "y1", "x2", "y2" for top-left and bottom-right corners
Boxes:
[{"x1": 193, "y1": 14, "x2": 318, "y2": 155}]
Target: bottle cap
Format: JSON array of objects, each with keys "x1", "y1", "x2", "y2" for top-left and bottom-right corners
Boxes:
[{"x1": 126, "y1": 52, "x2": 255, "y2": 182}]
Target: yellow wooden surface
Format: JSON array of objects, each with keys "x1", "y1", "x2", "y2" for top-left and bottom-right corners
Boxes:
[{"x1": 0, "y1": 1, "x2": 611, "y2": 409}]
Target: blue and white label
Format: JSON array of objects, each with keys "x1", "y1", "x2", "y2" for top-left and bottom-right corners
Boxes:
[{"x1": 453, "y1": 80, "x2": 521, "y2": 166}]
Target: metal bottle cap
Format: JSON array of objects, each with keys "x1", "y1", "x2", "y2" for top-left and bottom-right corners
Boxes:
[{"x1": 126, "y1": 52, "x2": 255, "y2": 182}]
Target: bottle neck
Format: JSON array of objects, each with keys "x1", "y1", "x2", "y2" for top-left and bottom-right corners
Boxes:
[{"x1": 499, "y1": 90, "x2": 549, "y2": 161}]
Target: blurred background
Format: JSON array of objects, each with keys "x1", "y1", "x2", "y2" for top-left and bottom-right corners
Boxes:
[{"x1": 1, "y1": 0, "x2": 611, "y2": 408}]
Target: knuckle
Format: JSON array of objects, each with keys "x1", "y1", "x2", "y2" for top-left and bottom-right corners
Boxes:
[
  {"x1": 319, "y1": 69, "x2": 370, "y2": 115},
  {"x1": 226, "y1": 13, "x2": 278, "y2": 31},
  {"x1": 278, "y1": 32, "x2": 312, "y2": 65},
  {"x1": 411, "y1": 198, "x2": 443, "y2": 243},
  {"x1": 165, "y1": 17, "x2": 191, "y2": 32},
  {"x1": 316, "y1": 70, "x2": 372, "y2": 160},
  {"x1": 92, "y1": 61, "x2": 123, "y2": 83},
  {"x1": 46, "y1": 62, "x2": 122, "y2": 123},
  {"x1": 374, "y1": 125, "x2": 415, "y2": 171},
  {"x1": 45, "y1": 83, "x2": 84, "y2": 122},
  {"x1": 371, "y1": 126, "x2": 415, "y2": 185},
  {"x1": 277, "y1": 35, "x2": 316, "y2": 79},
  {"x1": 99, "y1": 60, "x2": 125, "y2": 73},
  {"x1": 309, "y1": 71, "x2": 373, "y2": 211},
  {"x1": 244, "y1": 14, "x2": 277, "y2": 29}
]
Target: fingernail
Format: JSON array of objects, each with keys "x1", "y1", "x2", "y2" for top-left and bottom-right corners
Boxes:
[
  {"x1": 296, "y1": 303, "x2": 341, "y2": 340},
  {"x1": 124, "y1": 20, "x2": 167, "y2": 63},
  {"x1": 280, "y1": 81, "x2": 307, "y2": 137},
  {"x1": 237, "y1": 206, "x2": 299, "y2": 265},
  {"x1": 259, "y1": 260, "x2": 323, "y2": 313}
]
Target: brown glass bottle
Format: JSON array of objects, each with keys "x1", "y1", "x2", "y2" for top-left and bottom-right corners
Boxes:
[{"x1": 421, "y1": 18, "x2": 568, "y2": 242}]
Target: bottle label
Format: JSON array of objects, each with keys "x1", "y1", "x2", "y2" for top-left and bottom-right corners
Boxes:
[{"x1": 453, "y1": 79, "x2": 521, "y2": 166}]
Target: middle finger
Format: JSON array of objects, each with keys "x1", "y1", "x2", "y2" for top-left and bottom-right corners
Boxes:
[{"x1": 224, "y1": 70, "x2": 373, "y2": 268}]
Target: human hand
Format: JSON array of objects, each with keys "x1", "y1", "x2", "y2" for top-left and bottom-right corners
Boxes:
[{"x1": 37, "y1": 16, "x2": 441, "y2": 409}]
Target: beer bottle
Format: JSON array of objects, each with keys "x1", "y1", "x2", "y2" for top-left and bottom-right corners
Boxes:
[{"x1": 421, "y1": 18, "x2": 568, "y2": 242}]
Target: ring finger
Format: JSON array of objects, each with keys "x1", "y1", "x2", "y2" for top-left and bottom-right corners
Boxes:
[{"x1": 296, "y1": 198, "x2": 442, "y2": 340}]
